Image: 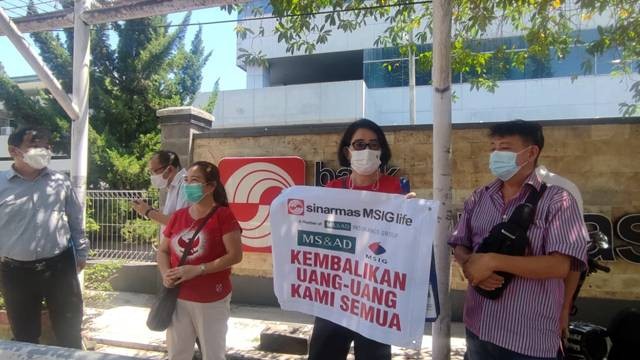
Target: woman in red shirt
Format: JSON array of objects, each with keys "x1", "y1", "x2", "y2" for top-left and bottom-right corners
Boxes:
[
  {"x1": 158, "y1": 161, "x2": 243, "y2": 360},
  {"x1": 308, "y1": 118, "x2": 413, "y2": 360}
]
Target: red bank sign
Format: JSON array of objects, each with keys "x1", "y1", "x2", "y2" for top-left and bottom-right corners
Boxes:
[{"x1": 219, "y1": 157, "x2": 306, "y2": 252}]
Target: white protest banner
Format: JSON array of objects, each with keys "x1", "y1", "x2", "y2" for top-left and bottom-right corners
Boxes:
[{"x1": 270, "y1": 186, "x2": 438, "y2": 349}]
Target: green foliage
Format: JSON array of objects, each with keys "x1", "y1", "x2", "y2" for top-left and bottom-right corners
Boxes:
[
  {"x1": 0, "y1": 11, "x2": 212, "y2": 188},
  {"x1": 120, "y1": 218, "x2": 159, "y2": 244},
  {"x1": 234, "y1": 0, "x2": 640, "y2": 116},
  {"x1": 202, "y1": 78, "x2": 221, "y2": 113},
  {"x1": 84, "y1": 261, "x2": 123, "y2": 292}
]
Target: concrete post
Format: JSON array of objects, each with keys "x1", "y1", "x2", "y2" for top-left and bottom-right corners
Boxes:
[
  {"x1": 246, "y1": 65, "x2": 271, "y2": 89},
  {"x1": 157, "y1": 106, "x2": 215, "y2": 170}
]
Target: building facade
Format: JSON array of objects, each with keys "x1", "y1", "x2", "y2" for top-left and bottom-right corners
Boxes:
[{"x1": 200, "y1": 2, "x2": 637, "y2": 127}]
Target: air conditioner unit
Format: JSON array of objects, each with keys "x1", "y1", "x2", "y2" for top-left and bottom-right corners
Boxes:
[{"x1": 0, "y1": 127, "x2": 13, "y2": 136}]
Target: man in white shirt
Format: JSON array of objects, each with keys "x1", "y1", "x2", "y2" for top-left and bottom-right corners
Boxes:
[
  {"x1": 132, "y1": 150, "x2": 189, "y2": 225},
  {"x1": 536, "y1": 165, "x2": 586, "y2": 352},
  {"x1": 536, "y1": 165, "x2": 584, "y2": 215}
]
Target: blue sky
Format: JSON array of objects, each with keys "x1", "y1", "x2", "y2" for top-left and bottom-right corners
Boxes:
[{"x1": 0, "y1": 7, "x2": 246, "y2": 92}]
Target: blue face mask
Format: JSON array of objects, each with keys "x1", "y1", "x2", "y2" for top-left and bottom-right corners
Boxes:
[
  {"x1": 489, "y1": 148, "x2": 530, "y2": 181},
  {"x1": 183, "y1": 183, "x2": 206, "y2": 203}
]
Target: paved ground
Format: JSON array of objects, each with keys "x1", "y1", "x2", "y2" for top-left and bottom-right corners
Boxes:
[{"x1": 83, "y1": 291, "x2": 466, "y2": 359}]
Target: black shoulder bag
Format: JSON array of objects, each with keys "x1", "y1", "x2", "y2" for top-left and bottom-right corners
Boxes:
[
  {"x1": 474, "y1": 184, "x2": 547, "y2": 300},
  {"x1": 146, "y1": 206, "x2": 218, "y2": 331}
]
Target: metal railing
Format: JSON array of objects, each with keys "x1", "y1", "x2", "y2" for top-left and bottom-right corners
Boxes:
[{"x1": 86, "y1": 190, "x2": 159, "y2": 262}]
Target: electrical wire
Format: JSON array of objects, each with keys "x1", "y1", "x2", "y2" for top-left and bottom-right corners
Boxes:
[
  {"x1": 2, "y1": 0, "x2": 433, "y2": 30},
  {"x1": 149, "y1": 0, "x2": 434, "y2": 29}
]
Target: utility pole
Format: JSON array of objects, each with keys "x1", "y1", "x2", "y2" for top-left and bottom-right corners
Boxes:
[
  {"x1": 408, "y1": 30, "x2": 417, "y2": 125},
  {"x1": 431, "y1": 0, "x2": 453, "y2": 359}
]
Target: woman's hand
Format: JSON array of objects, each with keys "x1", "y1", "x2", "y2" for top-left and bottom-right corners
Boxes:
[
  {"x1": 162, "y1": 271, "x2": 176, "y2": 288},
  {"x1": 405, "y1": 192, "x2": 417, "y2": 199},
  {"x1": 165, "y1": 265, "x2": 201, "y2": 285}
]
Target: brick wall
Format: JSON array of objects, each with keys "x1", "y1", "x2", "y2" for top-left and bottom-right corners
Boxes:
[{"x1": 191, "y1": 120, "x2": 640, "y2": 300}]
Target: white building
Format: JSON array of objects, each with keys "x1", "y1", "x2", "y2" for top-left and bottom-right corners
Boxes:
[{"x1": 199, "y1": 2, "x2": 637, "y2": 127}]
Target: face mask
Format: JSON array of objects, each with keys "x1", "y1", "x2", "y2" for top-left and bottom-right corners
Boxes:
[
  {"x1": 150, "y1": 171, "x2": 168, "y2": 189},
  {"x1": 489, "y1": 147, "x2": 530, "y2": 181},
  {"x1": 183, "y1": 183, "x2": 207, "y2": 203},
  {"x1": 349, "y1": 149, "x2": 382, "y2": 175},
  {"x1": 20, "y1": 147, "x2": 51, "y2": 170}
]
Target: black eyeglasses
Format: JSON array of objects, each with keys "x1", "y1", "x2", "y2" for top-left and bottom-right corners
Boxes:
[{"x1": 350, "y1": 140, "x2": 381, "y2": 151}]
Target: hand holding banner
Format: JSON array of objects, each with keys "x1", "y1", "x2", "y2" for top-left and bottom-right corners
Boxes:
[{"x1": 270, "y1": 186, "x2": 438, "y2": 348}]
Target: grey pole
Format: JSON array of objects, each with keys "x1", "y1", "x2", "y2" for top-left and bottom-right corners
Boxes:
[
  {"x1": 431, "y1": 0, "x2": 453, "y2": 359},
  {"x1": 71, "y1": 0, "x2": 91, "y2": 214},
  {"x1": 408, "y1": 30, "x2": 417, "y2": 125}
]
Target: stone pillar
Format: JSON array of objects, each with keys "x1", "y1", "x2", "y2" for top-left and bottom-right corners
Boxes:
[{"x1": 157, "y1": 106, "x2": 214, "y2": 169}]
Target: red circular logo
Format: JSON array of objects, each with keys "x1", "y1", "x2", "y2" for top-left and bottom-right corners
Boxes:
[{"x1": 288, "y1": 199, "x2": 305, "y2": 215}]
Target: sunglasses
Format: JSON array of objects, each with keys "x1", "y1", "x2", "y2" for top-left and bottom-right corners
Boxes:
[{"x1": 350, "y1": 140, "x2": 381, "y2": 151}]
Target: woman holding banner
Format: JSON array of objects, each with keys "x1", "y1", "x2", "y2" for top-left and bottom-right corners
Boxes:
[
  {"x1": 308, "y1": 118, "x2": 413, "y2": 360},
  {"x1": 157, "y1": 161, "x2": 243, "y2": 360}
]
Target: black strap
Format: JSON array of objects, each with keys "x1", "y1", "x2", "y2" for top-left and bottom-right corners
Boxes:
[
  {"x1": 506, "y1": 183, "x2": 547, "y2": 230},
  {"x1": 524, "y1": 183, "x2": 547, "y2": 207},
  {"x1": 178, "y1": 206, "x2": 218, "y2": 266},
  {"x1": 342, "y1": 176, "x2": 348, "y2": 189}
]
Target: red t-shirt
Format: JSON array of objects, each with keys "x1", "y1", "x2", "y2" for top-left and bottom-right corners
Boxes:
[
  {"x1": 163, "y1": 206, "x2": 241, "y2": 303},
  {"x1": 326, "y1": 174, "x2": 403, "y2": 195}
]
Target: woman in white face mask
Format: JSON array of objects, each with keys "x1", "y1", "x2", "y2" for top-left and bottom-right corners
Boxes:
[
  {"x1": 308, "y1": 118, "x2": 410, "y2": 360},
  {"x1": 330, "y1": 119, "x2": 402, "y2": 193}
]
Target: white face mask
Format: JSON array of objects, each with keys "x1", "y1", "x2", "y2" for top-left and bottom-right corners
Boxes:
[
  {"x1": 19, "y1": 147, "x2": 52, "y2": 170},
  {"x1": 349, "y1": 149, "x2": 382, "y2": 175},
  {"x1": 150, "y1": 170, "x2": 169, "y2": 189}
]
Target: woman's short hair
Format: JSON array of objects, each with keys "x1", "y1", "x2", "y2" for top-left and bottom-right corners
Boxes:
[{"x1": 337, "y1": 118, "x2": 392, "y2": 168}]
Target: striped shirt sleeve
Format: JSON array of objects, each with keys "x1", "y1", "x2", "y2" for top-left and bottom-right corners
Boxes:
[
  {"x1": 543, "y1": 188, "x2": 589, "y2": 271},
  {"x1": 448, "y1": 189, "x2": 481, "y2": 249}
]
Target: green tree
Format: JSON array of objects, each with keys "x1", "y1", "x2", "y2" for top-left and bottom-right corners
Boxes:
[
  {"x1": 202, "y1": 78, "x2": 221, "y2": 113},
  {"x1": 227, "y1": 0, "x2": 639, "y2": 115},
  {"x1": 0, "y1": 9, "x2": 212, "y2": 189}
]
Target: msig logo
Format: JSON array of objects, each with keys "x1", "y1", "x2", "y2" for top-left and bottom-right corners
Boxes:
[
  {"x1": 366, "y1": 242, "x2": 388, "y2": 264},
  {"x1": 220, "y1": 157, "x2": 305, "y2": 253},
  {"x1": 368, "y1": 242, "x2": 387, "y2": 255},
  {"x1": 288, "y1": 199, "x2": 305, "y2": 215}
]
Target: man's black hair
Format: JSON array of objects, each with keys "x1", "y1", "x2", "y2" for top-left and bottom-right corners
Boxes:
[
  {"x1": 153, "y1": 150, "x2": 181, "y2": 169},
  {"x1": 337, "y1": 118, "x2": 392, "y2": 168},
  {"x1": 7, "y1": 127, "x2": 50, "y2": 148},
  {"x1": 489, "y1": 120, "x2": 544, "y2": 151}
]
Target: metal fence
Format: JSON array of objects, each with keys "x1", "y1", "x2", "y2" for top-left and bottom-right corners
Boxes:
[{"x1": 87, "y1": 190, "x2": 159, "y2": 262}]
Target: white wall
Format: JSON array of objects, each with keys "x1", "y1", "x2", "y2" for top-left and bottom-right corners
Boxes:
[
  {"x1": 0, "y1": 135, "x2": 8, "y2": 157},
  {"x1": 213, "y1": 80, "x2": 366, "y2": 127},
  {"x1": 212, "y1": 74, "x2": 637, "y2": 127},
  {"x1": 365, "y1": 74, "x2": 638, "y2": 124}
]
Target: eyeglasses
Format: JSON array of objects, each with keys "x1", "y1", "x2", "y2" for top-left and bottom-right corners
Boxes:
[
  {"x1": 350, "y1": 140, "x2": 381, "y2": 151},
  {"x1": 149, "y1": 165, "x2": 168, "y2": 175}
]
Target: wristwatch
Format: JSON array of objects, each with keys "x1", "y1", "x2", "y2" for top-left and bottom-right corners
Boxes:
[
  {"x1": 144, "y1": 208, "x2": 155, "y2": 218},
  {"x1": 199, "y1": 264, "x2": 206, "y2": 275}
]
